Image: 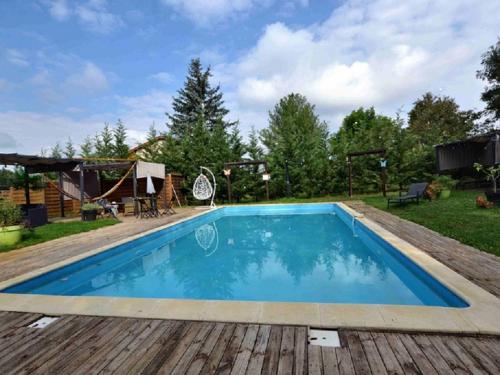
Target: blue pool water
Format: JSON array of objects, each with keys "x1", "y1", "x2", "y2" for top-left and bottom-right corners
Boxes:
[{"x1": 2, "y1": 204, "x2": 468, "y2": 307}]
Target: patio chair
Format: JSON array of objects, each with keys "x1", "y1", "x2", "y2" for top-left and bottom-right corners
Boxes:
[
  {"x1": 96, "y1": 199, "x2": 118, "y2": 219},
  {"x1": 160, "y1": 197, "x2": 176, "y2": 216},
  {"x1": 137, "y1": 198, "x2": 157, "y2": 218},
  {"x1": 121, "y1": 197, "x2": 136, "y2": 216},
  {"x1": 387, "y1": 182, "x2": 428, "y2": 208}
]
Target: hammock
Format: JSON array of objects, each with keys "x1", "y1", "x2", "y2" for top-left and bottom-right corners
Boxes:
[
  {"x1": 44, "y1": 162, "x2": 136, "y2": 202},
  {"x1": 91, "y1": 162, "x2": 136, "y2": 201},
  {"x1": 44, "y1": 178, "x2": 81, "y2": 201}
]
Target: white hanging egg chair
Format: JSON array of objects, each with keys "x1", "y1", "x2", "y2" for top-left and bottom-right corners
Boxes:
[
  {"x1": 195, "y1": 222, "x2": 219, "y2": 256},
  {"x1": 193, "y1": 166, "x2": 217, "y2": 208}
]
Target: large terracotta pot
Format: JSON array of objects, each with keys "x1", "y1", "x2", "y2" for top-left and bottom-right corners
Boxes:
[{"x1": 0, "y1": 225, "x2": 23, "y2": 246}]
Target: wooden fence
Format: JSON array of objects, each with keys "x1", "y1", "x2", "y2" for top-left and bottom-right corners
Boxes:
[{"x1": 0, "y1": 173, "x2": 185, "y2": 219}]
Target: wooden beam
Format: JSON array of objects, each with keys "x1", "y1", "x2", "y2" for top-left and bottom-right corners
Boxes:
[
  {"x1": 58, "y1": 172, "x2": 65, "y2": 217},
  {"x1": 132, "y1": 163, "x2": 138, "y2": 215},
  {"x1": 79, "y1": 163, "x2": 84, "y2": 219},
  {"x1": 347, "y1": 148, "x2": 386, "y2": 157},
  {"x1": 348, "y1": 156, "x2": 353, "y2": 198},
  {"x1": 24, "y1": 167, "x2": 30, "y2": 206}
]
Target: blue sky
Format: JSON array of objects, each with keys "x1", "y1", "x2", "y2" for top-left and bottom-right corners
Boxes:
[{"x1": 1, "y1": 0, "x2": 499, "y2": 154}]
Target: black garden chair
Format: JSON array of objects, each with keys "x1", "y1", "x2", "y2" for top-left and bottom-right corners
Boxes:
[{"x1": 387, "y1": 182, "x2": 428, "y2": 208}]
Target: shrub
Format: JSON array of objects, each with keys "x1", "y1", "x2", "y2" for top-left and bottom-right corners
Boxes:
[
  {"x1": 81, "y1": 203, "x2": 101, "y2": 211},
  {"x1": 433, "y1": 175, "x2": 457, "y2": 190},
  {"x1": 0, "y1": 200, "x2": 23, "y2": 227}
]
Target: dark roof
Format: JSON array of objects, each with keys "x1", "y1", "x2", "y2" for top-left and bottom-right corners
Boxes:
[
  {"x1": 435, "y1": 130, "x2": 500, "y2": 148},
  {"x1": 128, "y1": 135, "x2": 166, "y2": 154},
  {"x1": 0, "y1": 153, "x2": 81, "y2": 173}
]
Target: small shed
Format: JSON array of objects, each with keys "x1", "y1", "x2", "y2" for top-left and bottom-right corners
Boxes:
[{"x1": 435, "y1": 131, "x2": 500, "y2": 172}]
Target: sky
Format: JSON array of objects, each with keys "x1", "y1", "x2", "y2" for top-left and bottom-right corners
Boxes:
[{"x1": 0, "y1": 0, "x2": 499, "y2": 155}]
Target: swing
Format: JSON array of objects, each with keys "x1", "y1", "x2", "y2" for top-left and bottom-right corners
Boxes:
[{"x1": 193, "y1": 166, "x2": 217, "y2": 208}]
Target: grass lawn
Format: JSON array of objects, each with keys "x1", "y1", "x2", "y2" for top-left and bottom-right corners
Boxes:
[
  {"x1": 0, "y1": 219, "x2": 119, "y2": 253},
  {"x1": 362, "y1": 190, "x2": 500, "y2": 257}
]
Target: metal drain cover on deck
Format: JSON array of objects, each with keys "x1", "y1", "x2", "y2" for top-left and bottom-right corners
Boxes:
[
  {"x1": 28, "y1": 316, "x2": 59, "y2": 329},
  {"x1": 308, "y1": 329, "x2": 340, "y2": 347}
]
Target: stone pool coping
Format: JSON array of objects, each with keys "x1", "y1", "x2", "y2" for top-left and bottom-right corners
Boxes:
[{"x1": 0, "y1": 202, "x2": 498, "y2": 335}]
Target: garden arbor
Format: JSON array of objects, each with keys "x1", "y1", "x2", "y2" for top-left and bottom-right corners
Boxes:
[
  {"x1": 347, "y1": 149, "x2": 388, "y2": 197},
  {"x1": 223, "y1": 160, "x2": 270, "y2": 202}
]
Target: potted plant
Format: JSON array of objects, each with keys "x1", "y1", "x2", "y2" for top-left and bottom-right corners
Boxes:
[
  {"x1": 81, "y1": 203, "x2": 101, "y2": 221},
  {"x1": 0, "y1": 200, "x2": 24, "y2": 246},
  {"x1": 474, "y1": 163, "x2": 500, "y2": 204},
  {"x1": 434, "y1": 175, "x2": 457, "y2": 199}
]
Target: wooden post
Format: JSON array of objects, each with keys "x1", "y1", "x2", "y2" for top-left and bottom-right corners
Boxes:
[
  {"x1": 58, "y1": 171, "x2": 65, "y2": 217},
  {"x1": 348, "y1": 156, "x2": 353, "y2": 197},
  {"x1": 226, "y1": 173, "x2": 232, "y2": 203},
  {"x1": 79, "y1": 163, "x2": 84, "y2": 219},
  {"x1": 285, "y1": 160, "x2": 291, "y2": 197},
  {"x1": 264, "y1": 162, "x2": 270, "y2": 201},
  {"x1": 132, "y1": 163, "x2": 138, "y2": 215},
  {"x1": 24, "y1": 167, "x2": 30, "y2": 206}
]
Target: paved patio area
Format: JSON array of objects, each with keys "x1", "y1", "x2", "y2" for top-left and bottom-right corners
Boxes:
[{"x1": 0, "y1": 202, "x2": 498, "y2": 373}]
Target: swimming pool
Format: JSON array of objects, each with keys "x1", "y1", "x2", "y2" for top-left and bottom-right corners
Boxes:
[{"x1": 1, "y1": 203, "x2": 468, "y2": 307}]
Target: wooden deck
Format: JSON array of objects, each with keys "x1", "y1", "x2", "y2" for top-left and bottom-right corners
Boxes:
[
  {"x1": 0, "y1": 202, "x2": 499, "y2": 373},
  {"x1": 0, "y1": 311, "x2": 498, "y2": 374}
]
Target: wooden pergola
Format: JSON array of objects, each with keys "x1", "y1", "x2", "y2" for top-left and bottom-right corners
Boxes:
[
  {"x1": 346, "y1": 149, "x2": 387, "y2": 197},
  {"x1": 223, "y1": 160, "x2": 270, "y2": 202},
  {"x1": 0, "y1": 154, "x2": 141, "y2": 219}
]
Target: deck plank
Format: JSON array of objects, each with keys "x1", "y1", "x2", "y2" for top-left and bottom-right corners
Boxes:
[
  {"x1": 294, "y1": 326, "x2": 308, "y2": 375},
  {"x1": 230, "y1": 324, "x2": 259, "y2": 375},
  {"x1": 370, "y1": 332, "x2": 404, "y2": 375},
  {"x1": 185, "y1": 322, "x2": 226, "y2": 375},
  {"x1": 0, "y1": 312, "x2": 496, "y2": 374},
  {"x1": 141, "y1": 321, "x2": 200, "y2": 374},
  {"x1": 245, "y1": 324, "x2": 271, "y2": 375},
  {"x1": 344, "y1": 331, "x2": 371, "y2": 375},
  {"x1": 215, "y1": 324, "x2": 247, "y2": 375},
  {"x1": 167, "y1": 322, "x2": 215, "y2": 375},
  {"x1": 384, "y1": 333, "x2": 420, "y2": 375},
  {"x1": 307, "y1": 344, "x2": 323, "y2": 375},
  {"x1": 261, "y1": 325, "x2": 283, "y2": 375},
  {"x1": 321, "y1": 346, "x2": 339, "y2": 375},
  {"x1": 277, "y1": 326, "x2": 295, "y2": 375},
  {"x1": 358, "y1": 331, "x2": 388, "y2": 375},
  {"x1": 199, "y1": 323, "x2": 236, "y2": 375}
]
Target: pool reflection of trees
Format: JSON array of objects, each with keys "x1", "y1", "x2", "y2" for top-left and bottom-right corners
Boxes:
[
  {"x1": 80, "y1": 214, "x2": 389, "y2": 299},
  {"x1": 167, "y1": 214, "x2": 389, "y2": 300}
]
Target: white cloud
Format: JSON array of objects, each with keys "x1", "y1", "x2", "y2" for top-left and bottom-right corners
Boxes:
[
  {"x1": 0, "y1": 111, "x2": 106, "y2": 153},
  {"x1": 224, "y1": 0, "x2": 500, "y2": 133},
  {"x1": 161, "y1": 0, "x2": 307, "y2": 26},
  {"x1": 0, "y1": 79, "x2": 9, "y2": 91},
  {"x1": 29, "y1": 70, "x2": 51, "y2": 86},
  {"x1": 148, "y1": 72, "x2": 172, "y2": 84},
  {"x1": 5, "y1": 49, "x2": 29, "y2": 67},
  {"x1": 0, "y1": 132, "x2": 20, "y2": 150},
  {"x1": 42, "y1": 0, "x2": 124, "y2": 33},
  {"x1": 45, "y1": 0, "x2": 71, "y2": 21},
  {"x1": 75, "y1": 0, "x2": 124, "y2": 34},
  {"x1": 66, "y1": 62, "x2": 109, "y2": 92}
]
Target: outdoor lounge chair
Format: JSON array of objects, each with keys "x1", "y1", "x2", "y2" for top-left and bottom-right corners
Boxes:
[
  {"x1": 96, "y1": 199, "x2": 118, "y2": 219},
  {"x1": 387, "y1": 182, "x2": 428, "y2": 208}
]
